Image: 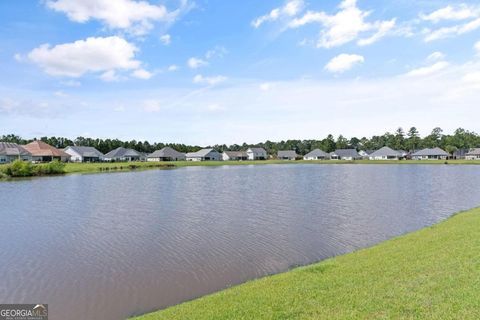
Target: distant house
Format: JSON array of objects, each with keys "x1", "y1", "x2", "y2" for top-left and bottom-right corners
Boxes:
[
  {"x1": 277, "y1": 150, "x2": 298, "y2": 160},
  {"x1": 452, "y1": 149, "x2": 470, "y2": 160},
  {"x1": 368, "y1": 147, "x2": 403, "y2": 160},
  {"x1": 64, "y1": 146, "x2": 104, "y2": 162},
  {"x1": 104, "y1": 147, "x2": 144, "y2": 162},
  {"x1": 330, "y1": 149, "x2": 361, "y2": 160},
  {"x1": 23, "y1": 141, "x2": 71, "y2": 162},
  {"x1": 303, "y1": 149, "x2": 329, "y2": 160},
  {"x1": 222, "y1": 151, "x2": 248, "y2": 161},
  {"x1": 0, "y1": 142, "x2": 32, "y2": 163},
  {"x1": 411, "y1": 148, "x2": 449, "y2": 160},
  {"x1": 358, "y1": 150, "x2": 373, "y2": 159},
  {"x1": 147, "y1": 147, "x2": 186, "y2": 161},
  {"x1": 466, "y1": 148, "x2": 480, "y2": 160},
  {"x1": 186, "y1": 149, "x2": 221, "y2": 161},
  {"x1": 246, "y1": 147, "x2": 267, "y2": 160}
]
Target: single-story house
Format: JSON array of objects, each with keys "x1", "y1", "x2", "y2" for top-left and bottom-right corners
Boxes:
[
  {"x1": 186, "y1": 148, "x2": 221, "y2": 161},
  {"x1": 222, "y1": 151, "x2": 248, "y2": 161},
  {"x1": 64, "y1": 146, "x2": 105, "y2": 162},
  {"x1": 330, "y1": 149, "x2": 361, "y2": 160},
  {"x1": 0, "y1": 142, "x2": 32, "y2": 163},
  {"x1": 452, "y1": 149, "x2": 470, "y2": 160},
  {"x1": 466, "y1": 148, "x2": 480, "y2": 160},
  {"x1": 411, "y1": 147, "x2": 449, "y2": 160},
  {"x1": 104, "y1": 147, "x2": 145, "y2": 162},
  {"x1": 246, "y1": 147, "x2": 268, "y2": 160},
  {"x1": 23, "y1": 140, "x2": 71, "y2": 162},
  {"x1": 303, "y1": 149, "x2": 330, "y2": 160},
  {"x1": 277, "y1": 150, "x2": 298, "y2": 160},
  {"x1": 147, "y1": 147, "x2": 186, "y2": 161},
  {"x1": 368, "y1": 146, "x2": 404, "y2": 160}
]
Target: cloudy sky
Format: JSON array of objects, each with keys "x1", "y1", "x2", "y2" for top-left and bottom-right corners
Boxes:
[{"x1": 1, "y1": 0, "x2": 479, "y2": 145}]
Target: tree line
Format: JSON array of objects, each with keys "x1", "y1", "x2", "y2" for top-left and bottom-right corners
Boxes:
[{"x1": 2, "y1": 127, "x2": 479, "y2": 155}]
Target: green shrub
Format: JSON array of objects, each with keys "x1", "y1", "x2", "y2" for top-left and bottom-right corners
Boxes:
[{"x1": 4, "y1": 160, "x2": 34, "y2": 177}]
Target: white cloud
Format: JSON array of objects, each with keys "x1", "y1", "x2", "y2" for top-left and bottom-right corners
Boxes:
[
  {"x1": 406, "y1": 61, "x2": 449, "y2": 77},
  {"x1": 252, "y1": 0, "x2": 304, "y2": 28},
  {"x1": 421, "y1": 4, "x2": 480, "y2": 42},
  {"x1": 193, "y1": 74, "x2": 227, "y2": 85},
  {"x1": 205, "y1": 46, "x2": 228, "y2": 59},
  {"x1": 427, "y1": 51, "x2": 446, "y2": 62},
  {"x1": 325, "y1": 53, "x2": 364, "y2": 73},
  {"x1": 160, "y1": 34, "x2": 171, "y2": 45},
  {"x1": 420, "y1": 5, "x2": 477, "y2": 23},
  {"x1": 28, "y1": 36, "x2": 141, "y2": 77},
  {"x1": 143, "y1": 99, "x2": 162, "y2": 112},
  {"x1": 46, "y1": 0, "x2": 191, "y2": 36},
  {"x1": 475, "y1": 41, "x2": 480, "y2": 54},
  {"x1": 60, "y1": 79, "x2": 81, "y2": 87},
  {"x1": 206, "y1": 104, "x2": 225, "y2": 112},
  {"x1": 260, "y1": 82, "x2": 273, "y2": 91},
  {"x1": 14, "y1": 53, "x2": 24, "y2": 62},
  {"x1": 187, "y1": 57, "x2": 208, "y2": 69},
  {"x1": 288, "y1": 0, "x2": 396, "y2": 48},
  {"x1": 100, "y1": 70, "x2": 121, "y2": 82},
  {"x1": 131, "y1": 68, "x2": 153, "y2": 79},
  {"x1": 168, "y1": 64, "x2": 179, "y2": 71},
  {"x1": 54, "y1": 90, "x2": 68, "y2": 97}
]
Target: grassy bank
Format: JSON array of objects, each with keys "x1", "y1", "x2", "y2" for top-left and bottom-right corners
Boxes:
[{"x1": 132, "y1": 207, "x2": 480, "y2": 320}]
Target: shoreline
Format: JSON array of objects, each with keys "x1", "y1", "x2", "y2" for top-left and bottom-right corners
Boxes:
[
  {"x1": 2, "y1": 159, "x2": 480, "y2": 181},
  {"x1": 131, "y1": 206, "x2": 480, "y2": 319}
]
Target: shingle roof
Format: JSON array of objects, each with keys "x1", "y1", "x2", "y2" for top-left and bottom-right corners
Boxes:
[
  {"x1": 104, "y1": 147, "x2": 141, "y2": 158},
  {"x1": 369, "y1": 146, "x2": 402, "y2": 157},
  {"x1": 186, "y1": 148, "x2": 218, "y2": 157},
  {"x1": 23, "y1": 141, "x2": 70, "y2": 158},
  {"x1": 331, "y1": 149, "x2": 360, "y2": 158},
  {"x1": 148, "y1": 147, "x2": 185, "y2": 158},
  {"x1": 304, "y1": 149, "x2": 329, "y2": 158},
  {"x1": 278, "y1": 150, "x2": 298, "y2": 158},
  {"x1": 223, "y1": 151, "x2": 248, "y2": 157},
  {"x1": 67, "y1": 146, "x2": 104, "y2": 158},
  {"x1": 247, "y1": 147, "x2": 266, "y2": 153},
  {"x1": 0, "y1": 142, "x2": 31, "y2": 156},
  {"x1": 412, "y1": 147, "x2": 449, "y2": 156},
  {"x1": 466, "y1": 148, "x2": 480, "y2": 156}
]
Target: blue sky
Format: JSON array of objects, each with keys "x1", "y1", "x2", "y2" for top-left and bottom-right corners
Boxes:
[{"x1": 1, "y1": 0, "x2": 479, "y2": 145}]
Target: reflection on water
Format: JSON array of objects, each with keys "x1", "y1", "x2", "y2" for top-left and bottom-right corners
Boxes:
[{"x1": 0, "y1": 164, "x2": 479, "y2": 320}]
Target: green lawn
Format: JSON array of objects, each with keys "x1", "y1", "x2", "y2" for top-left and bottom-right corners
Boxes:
[{"x1": 132, "y1": 207, "x2": 480, "y2": 320}]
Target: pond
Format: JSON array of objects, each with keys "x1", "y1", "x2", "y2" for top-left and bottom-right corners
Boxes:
[{"x1": 1, "y1": 164, "x2": 480, "y2": 320}]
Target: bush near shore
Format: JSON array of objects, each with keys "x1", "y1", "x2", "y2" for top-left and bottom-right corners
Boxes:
[{"x1": 0, "y1": 160, "x2": 66, "y2": 177}]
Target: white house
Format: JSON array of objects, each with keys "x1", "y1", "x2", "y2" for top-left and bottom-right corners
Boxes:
[
  {"x1": 330, "y1": 149, "x2": 361, "y2": 160},
  {"x1": 0, "y1": 142, "x2": 32, "y2": 163},
  {"x1": 303, "y1": 149, "x2": 329, "y2": 160},
  {"x1": 411, "y1": 148, "x2": 449, "y2": 160},
  {"x1": 147, "y1": 147, "x2": 186, "y2": 161},
  {"x1": 466, "y1": 148, "x2": 480, "y2": 160},
  {"x1": 277, "y1": 150, "x2": 298, "y2": 160},
  {"x1": 222, "y1": 151, "x2": 248, "y2": 161},
  {"x1": 186, "y1": 149, "x2": 221, "y2": 161},
  {"x1": 246, "y1": 147, "x2": 267, "y2": 160},
  {"x1": 64, "y1": 146, "x2": 104, "y2": 162},
  {"x1": 104, "y1": 147, "x2": 145, "y2": 162},
  {"x1": 368, "y1": 147, "x2": 403, "y2": 160}
]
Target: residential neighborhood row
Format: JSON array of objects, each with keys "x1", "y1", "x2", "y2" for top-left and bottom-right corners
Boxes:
[{"x1": 1, "y1": 141, "x2": 480, "y2": 164}]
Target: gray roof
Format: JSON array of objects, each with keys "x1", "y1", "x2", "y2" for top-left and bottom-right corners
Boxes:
[
  {"x1": 278, "y1": 150, "x2": 298, "y2": 158},
  {"x1": 67, "y1": 146, "x2": 104, "y2": 158},
  {"x1": 223, "y1": 151, "x2": 248, "y2": 157},
  {"x1": 247, "y1": 147, "x2": 267, "y2": 153},
  {"x1": 369, "y1": 146, "x2": 402, "y2": 157},
  {"x1": 186, "y1": 148, "x2": 218, "y2": 157},
  {"x1": 148, "y1": 147, "x2": 185, "y2": 159},
  {"x1": 412, "y1": 147, "x2": 449, "y2": 156},
  {"x1": 466, "y1": 148, "x2": 480, "y2": 156},
  {"x1": 331, "y1": 149, "x2": 360, "y2": 158},
  {"x1": 304, "y1": 149, "x2": 329, "y2": 158},
  {"x1": 0, "y1": 142, "x2": 31, "y2": 156},
  {"x1": 104, "y1": 147, "x2": 141, "y2": 158}
]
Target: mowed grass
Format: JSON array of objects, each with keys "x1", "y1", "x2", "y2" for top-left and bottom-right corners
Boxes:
[
  {"x1": 63, "y1": 159, "x2": 480, "y2": 174},
  {"x1": 132, "y1": 207, "x2": 480, "y2": 320}
]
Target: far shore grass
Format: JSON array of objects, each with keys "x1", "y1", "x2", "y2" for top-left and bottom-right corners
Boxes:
[{"x1": 132, "y1": 207, "x2": 480, "y2": 320}]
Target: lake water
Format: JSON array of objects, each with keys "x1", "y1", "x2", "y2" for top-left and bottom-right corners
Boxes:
[{"x1": 1, "y1": 164, "x2": 480, "y2": 320}]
